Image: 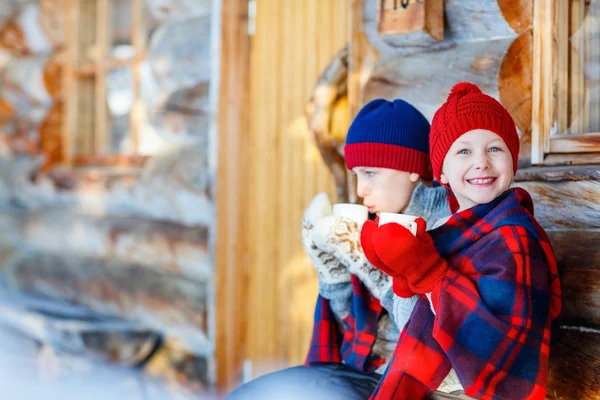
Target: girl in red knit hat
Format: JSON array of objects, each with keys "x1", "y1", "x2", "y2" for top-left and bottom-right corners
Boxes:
[{"x1": 361, "y1": 82, "x2": 562, "y2": 400}]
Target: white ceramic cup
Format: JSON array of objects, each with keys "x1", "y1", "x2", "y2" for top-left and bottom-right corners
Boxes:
[
  {"x1": 378, "y1": 212, "x2": 418, "y2": 236},
  {"x1": 333, "y1": 203, "x2": 369, "y2": 226}
]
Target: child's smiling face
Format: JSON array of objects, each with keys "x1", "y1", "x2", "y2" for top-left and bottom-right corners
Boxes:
[
  {"x1": 440, "y1": 129, "x2": 514, "y2": 211},
  {"x1": 352, "y1": 167, "x2": 420, "y2": 215}
]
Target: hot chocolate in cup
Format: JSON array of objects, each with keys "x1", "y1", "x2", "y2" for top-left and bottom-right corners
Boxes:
[
  {"x1": 378, "y1": 212, "x2": 418, "y2": 236},
  {"x1": 333, "y1": 203, "x2": 369, "y2": 226}
]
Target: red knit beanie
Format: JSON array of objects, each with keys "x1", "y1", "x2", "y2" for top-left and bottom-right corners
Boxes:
[{"x1": 429, "y1": 82, "x2": 520, "y2": 183}]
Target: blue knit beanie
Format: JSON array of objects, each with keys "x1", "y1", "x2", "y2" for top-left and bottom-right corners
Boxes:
[{"x1": 344, "y1": 98, "x2": 433, "y2": 180}]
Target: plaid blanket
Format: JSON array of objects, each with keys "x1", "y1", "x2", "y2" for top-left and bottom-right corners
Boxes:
[
  {"x1": 306, "y1": 275, "x2": 386, "y2": 373},
  {"x1": 371, "y1": 188, "x2": 561, "y2": 400}
]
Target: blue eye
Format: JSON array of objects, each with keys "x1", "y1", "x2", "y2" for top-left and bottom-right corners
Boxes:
[
  {"x1": 457, "y1": 149, "x2": 470, "y2": 155},
  {"x1": 489, "y1": 147, "x2": 502, "y2": 152},
  {"x1": 365, "y1": 171, "x2": 376, "y2": 177}
]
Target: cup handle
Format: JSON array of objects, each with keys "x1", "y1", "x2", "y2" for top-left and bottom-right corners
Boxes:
[{"x1": 407, "y1": 222, "x2": 418, "y2": 236}]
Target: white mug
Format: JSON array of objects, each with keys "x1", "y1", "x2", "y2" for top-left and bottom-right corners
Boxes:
[
  {"x1": 333, "y1": 203, "x2": 369, "y2": 226},
  {"x1": 378, "y1": 212, "x2": 418, "y2": 236}
]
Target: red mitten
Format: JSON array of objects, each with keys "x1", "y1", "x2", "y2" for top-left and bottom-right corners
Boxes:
[
  {"x1": 392, "y1": 276, "x2": 414, "y2": 298},
  {"x1": 361, "y1": 218, "x2": 415, "y2": 298},
  {"x1": 372, "y1": 218, "x2": 448, "y2": 294}
]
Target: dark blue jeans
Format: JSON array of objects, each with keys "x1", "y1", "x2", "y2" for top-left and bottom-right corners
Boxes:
[{"x1": 226, "y1": 363, "x2": 381, "y2": 400}]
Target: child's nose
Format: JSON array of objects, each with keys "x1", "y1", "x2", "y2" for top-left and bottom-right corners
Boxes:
[
  {"x1": 357, "y1": 182, "x2": 370, "y2": 198},
  {"x1": 473, "y1": 153, "x2": 491, "y2": 170}
]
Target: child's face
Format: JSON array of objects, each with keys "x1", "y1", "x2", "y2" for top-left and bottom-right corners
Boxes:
[
  {"x1": 352, "y1": 167, "x2": 419, "y2": 215},
  {"x1": 440, "y1": 129, "x2": 514, "y2": 211}
]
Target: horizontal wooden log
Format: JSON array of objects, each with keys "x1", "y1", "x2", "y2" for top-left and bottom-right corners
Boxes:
[
  {"x1": 549, "y1": 230, "x2": 600, "y2": 272},
  {"x1": 549, "y1": 326, "x2": 600, "y2": 399},
  {"x1": 2, "y1": 248, "x2": 210, "y2": 355},
  {"x1": 515, "y1": 165, "x2": 600, "y2": 182},
  {"x1": 363, "y1": 37, "x2": 514, "y2": 122},
  {"x1": 548, "y1": 133, "x2": 600, "y2": 153},
  {"x1": 498, "y1": 30, "x2": 532, "y2": 136},
  {"x1": 558, "y1": 265, "x2": 600, "y2": 326},
  {"x1": 515, "y1": 181, "x2": 600, "y2": 230},
  {"x1": 17, "y1": 211, "x2": 211, "y2": 281},
  {"x1": 365, "y1": 0, "x2": 517, "y2": 52},
  {"x1": 543, "y1": 229, "x2": 600, "y2": 326},
  {"x1": 497, "y1": 0, "x2": 533, "y2": 34}
]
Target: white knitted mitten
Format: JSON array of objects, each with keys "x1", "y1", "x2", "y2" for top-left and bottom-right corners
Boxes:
[
  {"x1": 302, "y1": 193, "x2": 351, "y2": 285},
  {"x1": 312, "y1": 215, "x2": 392, "y2": 300}
]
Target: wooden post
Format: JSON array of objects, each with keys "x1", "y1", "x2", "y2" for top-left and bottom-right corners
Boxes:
[
  {"x1": 570, "y1": 0, "x2": 584, "y2": 135},
  {"x1": 95, "y1": 0, "x2": 111, "y2": 154},
  {"x1": 215, "y1": 0, "x2": 251, "y2": 392},
  {"x1": 531, "y1": 0, "x2": 554, "y2": 164},
  {"x1": 78, "y1": 0, "x2": 96, "y2": 155},
  {"x1": 130, "y1": 0, "x2": 146, "y2": 154},
  {"x1": 62, "y1": 0, "x2": 77, "y2": 165},
  {"x1": 556, "y1": 0, "x2": 568, "y2": 135},
  {"x1": 348, "y1": 0, "x2": 379, "y2": 202}
]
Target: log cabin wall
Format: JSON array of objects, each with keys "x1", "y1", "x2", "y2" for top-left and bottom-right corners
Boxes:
[
  {"x1": 0, "y1": 0, "x2": 217, "y2": 395},
  {"x1": 216, "y1": 0, "x2": 349, "y2": 391}
]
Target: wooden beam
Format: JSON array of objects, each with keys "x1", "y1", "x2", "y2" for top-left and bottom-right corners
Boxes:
[
  {"x1": 74, "y1": 52, "x2": 148, "y2": 78},
  {"x1": 530, "y1": 0, "x2": 554, "y2": 164},
  {"x1": 549, "y1": 326, "x2": 600, "y2": 399},
  {"x1": 515, "y1": 165, "x2": 600, "y2": 182},
  {"x1": 95, "y1": 0, "x2": 111, "y2": 154},
  {"x1": 548, "y1": 132, "x2": 600, "y2": 153},
  {"x1": 348, "y1": 0, "x2": 378, "y2": 203},
  {"x1": 130, "y1": 0, "x2": 147, "y2": 154},
  {"x1": 77, "y1": 0, "x2": 97, "y2": 156},
  {"x1": 556, "y1": 0, "x2": 568, "y2": 135},
  {"x1": 348, "y1": 0, "x2": 367, "y2": 120},
  {"x1": 61, "y1": 0, "x2": 77, "y2": 165},
  {"x1": 215, "y1": 0, "x2": 251, "y2": 393},
  {"x1": 570, "y1": 0, "x2": 585, "y2": 135}
]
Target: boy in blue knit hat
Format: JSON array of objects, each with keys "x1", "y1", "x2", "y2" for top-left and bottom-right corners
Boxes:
[{"x1": 227, "y1": 99, "x2": 452, "y2": 400}]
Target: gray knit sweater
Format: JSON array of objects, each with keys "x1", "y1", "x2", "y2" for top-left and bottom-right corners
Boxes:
[{"x1": 317, "y1": 183, "x2": 451, "y2": 373}]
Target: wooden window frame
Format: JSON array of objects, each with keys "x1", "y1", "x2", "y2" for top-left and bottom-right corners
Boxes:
[
  {"x1": 62, "y1": 0, "x2": 147, "y2": 165},
  {"x1": 531, "y1": 0, "x2": 600, "y2": 166}
]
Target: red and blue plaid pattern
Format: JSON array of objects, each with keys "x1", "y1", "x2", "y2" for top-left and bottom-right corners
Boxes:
[
  {"x1": 371, "y1": 188, "x2": 561, "y2": 400},
  {"x1": 307, "y1": 275, "x2": 385, "y2": 373}
]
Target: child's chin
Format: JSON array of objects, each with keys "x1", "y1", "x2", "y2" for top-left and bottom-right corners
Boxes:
[{"x1": 473, "y1": 193, "x2": 500, "y2": 205}]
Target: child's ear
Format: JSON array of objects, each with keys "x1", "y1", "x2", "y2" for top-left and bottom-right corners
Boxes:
[
  {"x1": 440, "y1": 172, "x2": 449, "y2": 185},
  {"x1": 409, "y1": 172, "x2": 420, "y2": 183}
]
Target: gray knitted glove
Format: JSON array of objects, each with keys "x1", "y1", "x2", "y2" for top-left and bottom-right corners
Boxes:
[
  {"x1": 312, "y1": 215, "x2": 392, "y2": 300},
  {"x1": 302, "y1": 193, "x2": 352, "y2": 285}
]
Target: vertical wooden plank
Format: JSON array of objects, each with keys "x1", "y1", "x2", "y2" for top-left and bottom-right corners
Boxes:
[
  {"x1": 348, "y1": 0, "x2": 366, "y2": 121},
  {"x1": 95, "y1": 0, "x2": 110, "y2": 153},
  {"x1": 589, "y1": 0, "x2": 599, "y2": 133},
  {"x1": 531, "y1": 0, "x2": 554, "y2": 164},
  {"x1": 583, "y1": 0, "x2": 591, "y2": 134},
  {"x1": 570, "y1": 0, "x2": 584, "y2": 134},
  {"x1": 247, "y1": 0, "x2": 282, "y2": 378},
  {"x1": 347, "y1": 0, "x2": 378, "y2": 202},
  {"x1": 277, "y1": 0, "x2": 294, "y2": 365},
  {"x1": 240, "y1": 0, "x2": 348, "y2": 379},
  {"x1": 215, "y1": 0, "x2": 251, "y2": 393},
  {"x1": 130, "y1": 0, "x2": 146, "y2": 154},
  {"x1": 62, "y1": 0, "x2": 77, "y2": 164},
  {"x1": 556, "y1": 0, "x2": 568, "y2": 134},
  {"x1": 76, "y1": 0, "x2": 96, "y2": 156}
]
